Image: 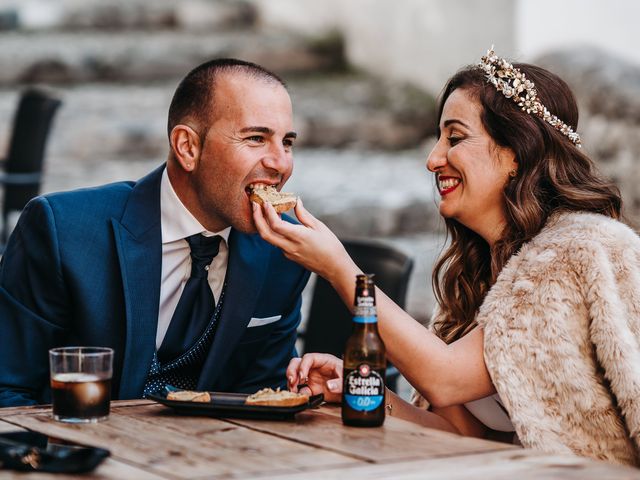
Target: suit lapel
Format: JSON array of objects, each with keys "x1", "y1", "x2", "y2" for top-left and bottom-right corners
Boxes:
[
  {"x1": 198, "y1": 230, "x2": 270, "y2": 389},
  {"x1": 112, "y1": 165, "x2": 164, "y2": 398}
]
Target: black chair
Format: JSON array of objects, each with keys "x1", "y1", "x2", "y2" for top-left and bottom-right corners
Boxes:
[
  {"x1": 301, "y1": 239, "x2": 414, "y2": 391},
  {"x1": 0, "y1": 88, "x2": 61, "y2": 246}
]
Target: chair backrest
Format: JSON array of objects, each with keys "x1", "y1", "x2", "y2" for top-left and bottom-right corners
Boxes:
[
  {"x1": 1, "y1": 88, "x2": 61, "y2": 242},
  {"x1": 302, "y1": 239, "x2": 414, "y2": 357}
]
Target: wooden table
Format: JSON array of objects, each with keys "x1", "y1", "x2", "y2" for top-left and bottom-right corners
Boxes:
[{"x1": 0, "y1": 400, "x2": 638, "y2": 479}]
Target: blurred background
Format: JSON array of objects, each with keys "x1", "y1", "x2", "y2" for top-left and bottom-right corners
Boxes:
[{"x1": 0, "y1": 0, "x2": 638, "y2": 331}]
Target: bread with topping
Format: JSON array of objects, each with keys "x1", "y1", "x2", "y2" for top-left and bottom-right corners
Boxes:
[
  {"x1": 166, "y1": 390, "x2": 211, "y2": 403},
  {"x1": 249, "y1": 185, "x2": 297, "y2": 214},
  {"x1": 245, "y1": 388, "x2": 309, "y2": 407}
]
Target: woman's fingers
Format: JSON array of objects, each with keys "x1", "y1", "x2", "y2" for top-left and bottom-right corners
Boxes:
[
  {"x1": 326, "y1": 378, "x2": 342, "y2": 393},
  {"x1": 254, "y1": 198, "x2": 350, "y2": 280},
  {"x1": 293, "y1": 198, "x2": 317, "y2": 229},
  {"x1": 298, "y1": 385, "x2": 313, "y2": 397},
  {"x1": 252, "y1": 202, "x2": 290, "y2": 246},
  {"x1": 296, "y1": 353, "x2": 320, "y2": 381},
  {"x1": 298, "y1": 353, "x2": 341, "y2": 380},
  {"x1": 255, "y1": 201, "x2": 302, "y2": 239},
  {"x1": 263, "y1": 202, "x2": 304, "y2": 238},
  {"x1": 293, "y1": 353, "x2": 344, "y2": 402},
  {"x1": 286, "y1": 357, "x2": 302, "y2": 391}
]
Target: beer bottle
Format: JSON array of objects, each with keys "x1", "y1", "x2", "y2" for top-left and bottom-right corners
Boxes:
[{"x1": 342, "y1": 274, "x2": 386, "y2": 427}]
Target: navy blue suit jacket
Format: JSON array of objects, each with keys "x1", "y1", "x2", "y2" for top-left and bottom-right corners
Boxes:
[{"x1": 0, "y1": 165, "x2": 310, "y2": 407}]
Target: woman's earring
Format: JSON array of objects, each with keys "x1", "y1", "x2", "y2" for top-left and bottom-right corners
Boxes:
[{"x1": 508, "y1": 169, "x2": 517, "y2": 178}]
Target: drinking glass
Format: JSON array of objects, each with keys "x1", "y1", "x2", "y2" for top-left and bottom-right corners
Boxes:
[{"x1": 48, "y1": 347, "x2": 113, "y2": 423}]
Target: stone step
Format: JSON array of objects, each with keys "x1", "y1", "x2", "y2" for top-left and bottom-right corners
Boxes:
[
  {"x1": 29, "y1": 146, "x2": 441, "y2": 240},
  {"x1": 0, "y1": 0, "x2": 256, "y2": 32},
  {"x1": 283, "y1": 148, "x2": 440, "y2": 238},
  {"x1": 0, "y1": 29, "x2": 343, "y2": 85},
  {"x1": 0, "y1": 74, "x2": 435, "y2": 167},
  {"x1": 290, "y1": 75, "x2": 436, "y2": 150}
]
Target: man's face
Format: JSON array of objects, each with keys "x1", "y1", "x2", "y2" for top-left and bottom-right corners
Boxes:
[{"x1": 187, "y1": 73, "x2": 296, "y2": 233}]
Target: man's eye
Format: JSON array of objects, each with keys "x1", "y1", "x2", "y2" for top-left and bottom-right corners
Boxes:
[
  {"x1": 447, "y1": 136, "x2": 463, "y2": 146},
  {"x1": 283, "y1": 139, "x2": 294, "y2": 149},
  {"x1": 247, "y1": 136, "x2": 265, "y2": 143}
]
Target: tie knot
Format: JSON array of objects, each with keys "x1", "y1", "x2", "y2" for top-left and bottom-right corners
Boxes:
[{"x1": 186, "y1": 234, "x2": 222, "y2": 277}]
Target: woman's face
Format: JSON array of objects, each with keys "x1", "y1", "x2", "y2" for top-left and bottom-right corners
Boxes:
[{"x1": 426, "y1": 88, "x2": 517, "y2": 245}]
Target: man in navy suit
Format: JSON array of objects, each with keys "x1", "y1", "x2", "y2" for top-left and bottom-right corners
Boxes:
[{"x1": 0, "y1": 59, "x2": 310, "y2": 407}]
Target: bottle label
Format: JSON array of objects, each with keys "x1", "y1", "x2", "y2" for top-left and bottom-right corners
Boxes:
[
  {"x1": 356, "y1": 295, "x2": 374, "y2": 308},
  {"x1": 344, "y1": 364, "x2": 384, "y2": 411},
  {"x1": 353, "y1": 316, "x2": 377, "y2": 324}
]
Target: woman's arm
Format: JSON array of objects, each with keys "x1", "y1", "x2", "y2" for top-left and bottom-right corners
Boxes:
[
  {"x1": 386, "y1": 389, "x2": 459, "y2": 433},
  {"x1": 254, "y1": 201, "x2": 495, "y2": 407},
  {"x1": 326, "y1": 258, "x2": 494, "y2": 407},
  {"x1": 431, "y1": 404, "x2": 487, "y2": 438},
  {"x1": 285, "y1": 353, "x2": 459, "y2": 434}
]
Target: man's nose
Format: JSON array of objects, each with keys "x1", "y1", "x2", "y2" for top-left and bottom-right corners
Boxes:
[
  {"x1": 426, "y1": 140, "x2": 447, "y2": 172},
  {"x1": 262, "y1": 142, "x2": 292, "y2": 173}
]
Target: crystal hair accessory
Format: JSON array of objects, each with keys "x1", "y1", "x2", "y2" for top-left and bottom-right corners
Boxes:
[{"x1": 478, "y1": 47, "x2": 581, "y2": 147}]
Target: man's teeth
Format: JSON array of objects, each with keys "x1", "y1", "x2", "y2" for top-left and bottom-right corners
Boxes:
[
  {"x1": 248, "y1": 183, "x2": 273, "y2": 190},
  {"x1": 439, "y1": 178, "x2": 460, "y2": 190},
  {"x1": 247, "y1": 183, "x2": 268, "y2": 193}
]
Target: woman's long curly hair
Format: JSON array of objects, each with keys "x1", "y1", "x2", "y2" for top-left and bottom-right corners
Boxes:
[{"x1": 432, "y1": 63, "x2": 622, "y2": 344}]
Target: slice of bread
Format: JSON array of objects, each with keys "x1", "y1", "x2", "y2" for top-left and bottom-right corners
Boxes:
[
  {"x1": 249, "y1": 185, "x2": 297, "y2": 214},
  {"x1": 245, "y1": 388, "x2": 309, "y2": 407},
  {"x1": 166, "y1": 390, "x2": 211, "y2": 403}
]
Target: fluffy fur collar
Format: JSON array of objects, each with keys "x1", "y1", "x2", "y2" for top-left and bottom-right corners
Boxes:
[{"x1": 477, "y1": 211, "x2": 640, "y2": 466}]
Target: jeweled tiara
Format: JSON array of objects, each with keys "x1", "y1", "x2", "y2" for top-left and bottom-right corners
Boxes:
[{"x1": 478, "y1": 47, "x2": 582, "y2": 147}]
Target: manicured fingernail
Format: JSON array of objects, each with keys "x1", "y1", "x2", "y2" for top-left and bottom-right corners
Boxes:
[
  {"x1": 327, "y1": 379, "x2": 340, "y2": 392},
  {"x1": 252, "y1": 202, "x2": 258, "y2": 211},
  {"x1": 288, "y1": 376, "x2": 294, "y2": 385}
]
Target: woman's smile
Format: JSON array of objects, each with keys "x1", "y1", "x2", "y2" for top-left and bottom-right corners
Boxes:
[{"x1": 437, "y1": 175, "x2": 461, "y2": 196}]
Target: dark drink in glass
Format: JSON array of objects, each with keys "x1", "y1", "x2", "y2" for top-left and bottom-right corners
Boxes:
[
  {"x1": 51, "y1": 373, "x2": 111, "y2": 422},
  {"x1": 49, "y1": 347, "x2": 113, "y2": 423}
]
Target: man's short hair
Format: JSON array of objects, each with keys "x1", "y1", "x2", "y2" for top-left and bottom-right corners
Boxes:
[{"x1": 167, "y1": 58, "x2": 287, "y2": 139}]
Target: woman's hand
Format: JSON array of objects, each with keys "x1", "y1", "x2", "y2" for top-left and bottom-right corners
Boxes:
[
  {"x1": 286, "y1": 353, "x2": 343, "y2": 403},
  {"x1": 252, "y1": 199, "x2": 358, "y2": 282}
]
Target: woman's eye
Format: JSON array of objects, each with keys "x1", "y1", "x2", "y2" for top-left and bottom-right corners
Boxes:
[{"x1": 447, "y1": 136, "x2": 463, "y2": 146}]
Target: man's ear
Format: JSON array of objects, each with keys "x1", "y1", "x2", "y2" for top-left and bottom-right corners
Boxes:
[{"x1": 170, "y1": 124, "x2": 201, "y2": 172}]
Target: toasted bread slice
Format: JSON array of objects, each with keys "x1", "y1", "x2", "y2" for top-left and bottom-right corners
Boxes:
[
  {"x1": 245, "y1": 388, "x2": 309, "y2": 407},
  {"x1": 249, "y1": 185, "x2": 297, "y2": 214},
  {"x1": 166, "y1": 390, "x2": 211, "y2": 403}
]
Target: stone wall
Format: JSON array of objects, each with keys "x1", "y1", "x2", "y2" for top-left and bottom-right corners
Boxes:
[
  {"x1": 535, "y1": 48, "x2": 640, "y2": 226},
  {"x1": 517, "y1": 0, "x2": 640, "y2": 67},
  {"x1": 251, "y1": 0, "x2": 515, "y2": 94}
]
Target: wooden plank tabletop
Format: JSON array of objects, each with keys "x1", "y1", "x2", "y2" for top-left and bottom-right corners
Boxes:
[
  {"x1": 227, "y1": 404, "x2": 514, "y2": 462},
  {"x1": 245, "y1": 449, "x2": 640, "y2": 480},
  {"x1": 0, "y1": 400, "x2": 638, "y2": 479}
]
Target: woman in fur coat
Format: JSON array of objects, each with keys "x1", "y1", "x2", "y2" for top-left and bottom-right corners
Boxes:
[{"x1": 252, "y1": 48, "x2": 640, "y2": 466}]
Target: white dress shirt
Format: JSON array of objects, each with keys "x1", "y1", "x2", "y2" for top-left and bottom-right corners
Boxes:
[{"x1": 156, "y1": 169, "x2": 231, "y2": 349}]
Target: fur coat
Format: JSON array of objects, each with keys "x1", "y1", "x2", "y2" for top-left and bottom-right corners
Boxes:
[{"x1": 475, "y1": 211, "x2": 640, "y2": 466}]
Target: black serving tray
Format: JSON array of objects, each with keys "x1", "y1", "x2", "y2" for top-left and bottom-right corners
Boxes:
[{"x1": 147, "y1": 389, "x2": 324, "y2": 420}]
